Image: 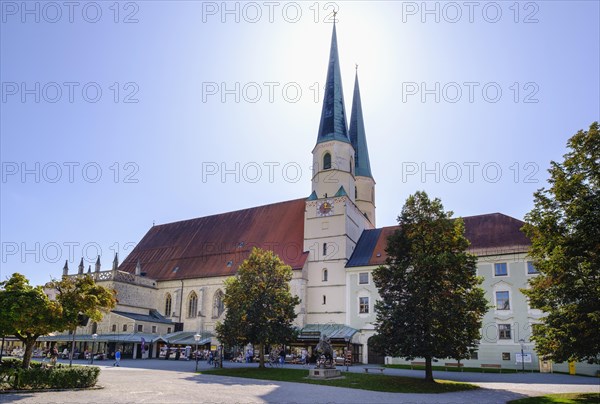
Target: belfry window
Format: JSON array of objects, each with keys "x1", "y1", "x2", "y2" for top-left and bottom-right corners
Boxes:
[{"x1": 323, "y1": 153, "x2": 332, "y2": 170}]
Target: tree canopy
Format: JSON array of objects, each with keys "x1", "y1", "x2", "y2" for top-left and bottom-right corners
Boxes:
[
  {"x1": 215, "y1": 247, "x2": 300, "y2": 368},
  {"x1": 372, "y1": 191, "x2": 488, "y2": 382},
  {"x1": 47, "y1": 274, "x2": 116, "y2": 332},
  {"x1": 0, "y1": 273, "x2": 64, "y2": 368},
  {"x1": 522, "y1": 122, "x2": 600, "y2": 364},
  {"x1": 0, "y1": 272, "x2": 116, "y2": 368}
]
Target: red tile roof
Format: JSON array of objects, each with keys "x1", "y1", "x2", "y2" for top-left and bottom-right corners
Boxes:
[{"x1": 119, "y1": 199, "x2": 308, "y2": 280}]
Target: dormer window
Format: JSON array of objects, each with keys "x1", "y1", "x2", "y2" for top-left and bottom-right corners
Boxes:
[{"x1": 323, "y1": 153, "x2": 332, "y2": 170}]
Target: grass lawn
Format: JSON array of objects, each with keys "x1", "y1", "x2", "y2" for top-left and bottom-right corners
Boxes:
[
  {"x1": 507, "y1": 393, "x2": 600, "y2": 403},
  {"x1": 200, "y1": 366, "x2": 479, "y2": 393}
]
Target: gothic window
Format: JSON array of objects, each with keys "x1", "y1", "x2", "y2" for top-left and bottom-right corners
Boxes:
[
  {"x1": 213, "y1": 290, "x2": 225, "y2": 318},
  {"x1": 323, "y1": 153, "x2": 332, "y2": 170},
  {"x1": 188, "y1": 291, "x2": 198, "y2": 318},
  {"x1": 165, "y1": 293, "x2": 172, "y2": 317}
]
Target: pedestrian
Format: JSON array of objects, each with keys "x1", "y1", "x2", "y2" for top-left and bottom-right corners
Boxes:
[
  {"x1": 185, "y1": 345, "x2": 191, "y2": 361},
  {"x1": 50, "y1": 346, "x2": 58, "y2": 366},
  {"x1": 113, "y1": 349, "x2": 121, "y2": 367},
  {"x1": 279, "y1": 349, "x2": 285, "y2": 365},
  {"x1": 208, "y1": 350, "x2": 213, "y2": 365}
]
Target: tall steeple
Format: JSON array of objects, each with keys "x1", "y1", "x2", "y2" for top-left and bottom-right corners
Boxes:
[
  {"x1": 349, "y1": 68, "x2": 376, "y2": 226},
  {"x1": 349, "y1": 69, "x2": 373, "y2": 178},
  {"x1": 316, "y1": 23, "x2": 349, "y2": 144}
]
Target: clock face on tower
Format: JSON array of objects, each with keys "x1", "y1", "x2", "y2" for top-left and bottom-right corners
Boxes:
[{"x1": 317, "y1": 200, "x2": 333, "y2": 216}]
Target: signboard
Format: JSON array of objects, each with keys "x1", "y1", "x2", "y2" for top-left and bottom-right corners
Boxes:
[{"x1": 516, "y1": 353, "x2": 532, "y2": 363}]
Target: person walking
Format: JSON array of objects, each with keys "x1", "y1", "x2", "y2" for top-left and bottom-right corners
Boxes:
[{"x1": 113, "y1": 349, "x2": 121, "y2": 367}]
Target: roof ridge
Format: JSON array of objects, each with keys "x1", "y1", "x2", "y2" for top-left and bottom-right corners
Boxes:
[{"x1": 152, "y1": 197, "x2": 306, "y2": 228}]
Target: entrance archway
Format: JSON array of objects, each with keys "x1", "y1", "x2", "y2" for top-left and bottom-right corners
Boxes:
[{"x1": 367, "y1": 336, "x2": 385, "y2": 364}]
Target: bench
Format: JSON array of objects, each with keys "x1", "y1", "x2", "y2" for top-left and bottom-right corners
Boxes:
[
  {"x1": 481, "y1": 364, "x2": 502, "y2": 373},
  {"x1": 444, "y1": 362, "x2": 464, "y2": 371},
  {"x1": 363, "y1": 367, "x2": 384, "y2": 373},
  {"x1": 410, "y1": 361, "x2": 426, "y2": 369}
]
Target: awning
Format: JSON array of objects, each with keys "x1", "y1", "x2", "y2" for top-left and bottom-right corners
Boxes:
[
  {"x1": 297, "y1": 324, "x2": 358, "y2": 342},
  {"x1": 38, "y1": 332, "x2": 162, "y2": 344},
  {"x1": 153, "y1": 331, "x2": 212, "y2": 346}
]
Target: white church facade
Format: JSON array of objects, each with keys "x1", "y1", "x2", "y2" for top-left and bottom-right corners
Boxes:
[{"x1": 43, "y1": 24, "x2": 598, "y2": 376}]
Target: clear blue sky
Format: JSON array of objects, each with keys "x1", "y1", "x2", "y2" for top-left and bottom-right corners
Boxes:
[{"x1": 1, "y1": 1, "x2": 599, "y2": 286}]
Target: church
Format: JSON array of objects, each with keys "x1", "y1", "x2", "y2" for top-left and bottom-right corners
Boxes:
[{"x1": 45, "y1": 23, "x2": 593, "y2": 374}]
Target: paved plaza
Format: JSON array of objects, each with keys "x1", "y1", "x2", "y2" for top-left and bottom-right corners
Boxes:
[{"x1": 1, "y1": 358, "x2": 598, "y2": 404}]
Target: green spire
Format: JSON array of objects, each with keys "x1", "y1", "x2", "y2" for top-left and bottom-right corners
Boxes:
[
  {"x1": 349, "y1": 69, "x2": 373, "y2": 178},
  {"x1": 316, "y1": 23, "x2": 349, "y2": 145},
  {"x1": 334, "y1": 186, "x2": 348, "y2": 197}
]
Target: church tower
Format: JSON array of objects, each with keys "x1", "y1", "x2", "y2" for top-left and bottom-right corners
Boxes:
[
  {"x1": 304, "y1": 23, "x2": 375, "y2": 326},
  {"x1": 349, "y1": 70, "x2": 376, "y2": 226},
  {"x1": 310, "y1": 23, "x2": 356, "y2": 201}
]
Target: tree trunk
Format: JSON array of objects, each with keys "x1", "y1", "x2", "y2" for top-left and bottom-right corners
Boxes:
[
  {"x1": 424, "y1": 356, "x2": 434, "y2": 382},
  {"x1": 258, "y1": 343, "x2": 264, "y2": 368},
  {"x1": 22, "y1": 337, "x2": 36, "y2": 369},
  {"x1": 69, "y1": 328, "x2": 76, "y2": 366}
]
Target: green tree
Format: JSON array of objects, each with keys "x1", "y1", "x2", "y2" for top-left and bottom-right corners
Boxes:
[
  {"x1": 47, "y1": 274, "x2": 116, "y2": 365},
  {"x1": 215, "y1": 247, "x2": 300, "y2": 368},
  {"x1": 522, "y1": 122, "x2": 600, "y2": 364},
  {"x1": 372, "y1": 191, "x2": 488, "y2": 382},
  {"x1": 0, "y1": 273, "x2": 64, "y2": 368}
]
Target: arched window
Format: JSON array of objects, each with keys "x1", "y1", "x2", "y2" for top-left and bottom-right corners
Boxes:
[
  {"x1": 91, "y1": 322, "x2": 98, "y2": 334},
  {"x1": 323, "y1": 242, "x2": 328, "y2": 257},
  {"x1": 188, "y1": 291, "x2": 198, "y2": 318},
  {"x1": 355, "y1": 186, "x2": 358, "y2": 199},
  {"x1": 322, "y1": 295, "x2": 327, "y2": 305},
  {"x1": 323, "y1": 153, "x2": 332, "y2": 170},
  {"x1": 350, "y1": 158, "x2": 353, "y2": 174},
  {"x1": 165, "y1": 293, "x2": 172, "y2": 317},
  {"x1": 213, "y1": 290, "x2": 225, "y2": 318},
  {"x1": 322, "y1": 268, "x2": 328, "y2": 282}
]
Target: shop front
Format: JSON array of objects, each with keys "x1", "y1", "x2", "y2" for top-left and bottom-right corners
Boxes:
[{"x1": 290, "y1": 324, "x2": 361, "y2": 364}]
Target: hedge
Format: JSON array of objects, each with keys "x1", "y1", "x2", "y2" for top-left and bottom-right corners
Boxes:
[{"x1": 0, "y1": 359, "x2": 100, "y2": 390}]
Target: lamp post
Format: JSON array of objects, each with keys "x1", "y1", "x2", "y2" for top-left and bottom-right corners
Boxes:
[
  {"x1": 194, "y1": 333, "x2": 201, "y2": 372},
  {"x1": 519, "y1": 339, "x2": 525, "y2": 373},
  {"x1": 91, "y1": 333, "x2": 98, "y2": 364}
]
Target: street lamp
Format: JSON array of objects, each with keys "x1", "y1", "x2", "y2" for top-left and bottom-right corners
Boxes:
[
  {"x1": 519, "y1": 338, "x2": 525, "y2": 373},
  {"x1": 194, "y1": 333, "x2": 201, "y2": 372},
  {"x1": 91, "y1": 333, "x2": 98, "y2": 364}
]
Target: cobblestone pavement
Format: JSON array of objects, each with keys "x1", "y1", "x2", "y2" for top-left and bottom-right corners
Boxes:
[{"x1": 2, "y1": 358, "x2": 598, "y2": 404}]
